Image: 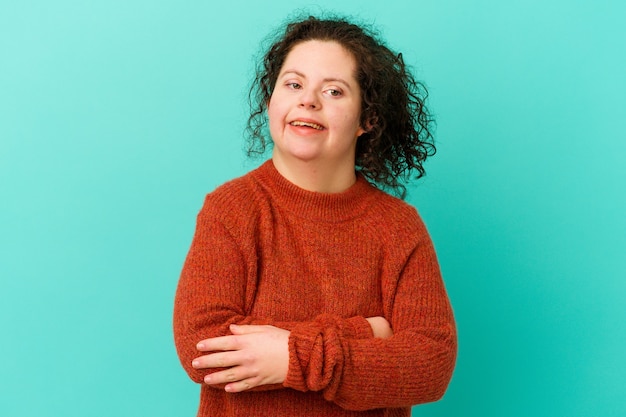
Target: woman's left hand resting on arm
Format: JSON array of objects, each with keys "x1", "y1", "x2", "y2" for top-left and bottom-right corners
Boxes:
[{"x1": 193, "y1": 317, "x2": 393, "y2": 393}]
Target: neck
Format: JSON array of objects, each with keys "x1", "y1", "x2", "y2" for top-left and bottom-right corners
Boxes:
[{"x1": 271, "y1": 152, "x2": 357, "y2": 193}]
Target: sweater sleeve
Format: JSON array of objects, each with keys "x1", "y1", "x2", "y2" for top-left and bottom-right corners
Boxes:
[
  {"x1": 173, "y1": 201, "x2": 374, "y2": 385},
  {"x1": 283, "y1": 220, "x2": 457, "y2": 410}
]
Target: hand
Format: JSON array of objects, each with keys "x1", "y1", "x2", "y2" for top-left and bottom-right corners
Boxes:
[
  {"x1": 366, "y1": 316, "x2": 394, "y2": 339},
  {"x1": 192, "y1": 324, "x2": 290, "y2": 392}
]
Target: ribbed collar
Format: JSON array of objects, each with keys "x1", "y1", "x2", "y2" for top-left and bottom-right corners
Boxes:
[{"x1": 251, "y1": 160, "x2": 378, "y2": 223}]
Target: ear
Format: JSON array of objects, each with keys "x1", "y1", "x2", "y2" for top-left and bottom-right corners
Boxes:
[{"x1": 358, "y1": 114, "x2": 377, "y2": 136}]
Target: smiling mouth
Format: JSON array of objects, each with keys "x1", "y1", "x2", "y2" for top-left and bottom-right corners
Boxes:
[{"x1": 290, "y1": 120, "x2": 324, "y2": 130}]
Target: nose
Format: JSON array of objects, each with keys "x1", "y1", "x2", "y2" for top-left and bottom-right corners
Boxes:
[{"x1": 299, "y1": 90, "x2": 320, "y2": 109}]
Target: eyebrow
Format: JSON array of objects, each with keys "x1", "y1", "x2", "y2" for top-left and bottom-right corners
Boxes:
[{"x1": 280, "y1": 70, "x2": 354, "y2": 90}]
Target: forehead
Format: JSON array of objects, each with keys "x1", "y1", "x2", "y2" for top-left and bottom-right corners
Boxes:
[{"x1": 281, "y1": 40, "x2": 358, "y2": 81}]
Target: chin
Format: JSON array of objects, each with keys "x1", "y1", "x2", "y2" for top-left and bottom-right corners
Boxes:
[
  {"x1": 275, "y1": 144, "x2": 323, "y2": 163},
  {"x1": 286, "y1": 151, "x2": 322, "y2": 163}
]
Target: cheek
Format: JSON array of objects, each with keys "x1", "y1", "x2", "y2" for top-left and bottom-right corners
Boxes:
[
  {"x1": 267, "y1": 96, "x2": 284, "y2": 123},
  {"x1": 336, "y1": 110, "x2": 363, "y2": 134},
  {"x1": 267, "y1": 102, "x2": 278, "y2": 127},
  {"x1": 267, "y1": 100, "x2": 284, "y2": 138}
]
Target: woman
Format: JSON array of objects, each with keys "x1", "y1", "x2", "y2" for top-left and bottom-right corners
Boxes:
[{"x1": 173, "y1": 15, "x2": 456, "y2": 416}]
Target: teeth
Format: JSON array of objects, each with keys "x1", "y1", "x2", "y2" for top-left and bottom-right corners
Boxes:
[{"x1": 290, "y1": 121, "x2": 323, "y2": 130}]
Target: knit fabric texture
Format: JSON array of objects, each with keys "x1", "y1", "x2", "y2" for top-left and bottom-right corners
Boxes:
[{"x1": 173, "y1": 160, "x2": 457, "y2": 416}]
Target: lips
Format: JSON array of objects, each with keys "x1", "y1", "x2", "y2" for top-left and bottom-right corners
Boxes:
[{"x1": 289, "y1": 120, "x2": 325, "y2": 130}]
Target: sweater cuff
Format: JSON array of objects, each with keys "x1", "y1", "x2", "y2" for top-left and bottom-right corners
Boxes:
[
  {"x1": 283, "y1": 317, "x2": 349, "y2": 395},
  {"x1": 284, "y1": 322, "x2": 322, "y2": 392},
  {"x1": 344, "y1": 316, "x2": 374, "y2": 339}
]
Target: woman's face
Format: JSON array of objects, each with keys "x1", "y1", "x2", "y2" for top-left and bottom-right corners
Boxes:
[{"x1": 268, "y1": 40, "x2": 365, "y2": 170}]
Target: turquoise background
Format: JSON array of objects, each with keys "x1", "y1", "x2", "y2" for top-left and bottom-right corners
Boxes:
[{"x1": 1, "y1": 0, "x2": 624, "y2": 415}]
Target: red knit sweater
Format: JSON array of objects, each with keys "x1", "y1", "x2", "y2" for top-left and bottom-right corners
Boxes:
[{"x1": 173, "y1": 160, "x2": 456, "y2": 416}]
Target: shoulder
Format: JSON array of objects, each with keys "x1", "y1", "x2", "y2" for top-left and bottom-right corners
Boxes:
[
  {"x1": 204, "y1": 171, "x2": 257, "y2": 210},
  {"x1": 196, "y1": 167, "x2": 267, "y2": 232},
  {"x1": 367, "y1": 188, "x2": 424, "y2": 229},
  {"x1": 361, "y1": 186, "x2": 433, "y2": 251}
]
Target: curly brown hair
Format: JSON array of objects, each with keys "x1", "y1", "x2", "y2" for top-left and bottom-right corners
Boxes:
[{"x1": 247, "y1": 15, "x2": 436, "y2": 196}]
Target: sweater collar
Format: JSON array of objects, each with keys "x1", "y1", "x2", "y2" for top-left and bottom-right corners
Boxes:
[{"x1": 252, "y1": 160, "x2": 378, "y2": 222}]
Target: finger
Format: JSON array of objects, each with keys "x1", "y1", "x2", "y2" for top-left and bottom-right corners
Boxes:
[
  {"x1": 229, "y1": 324, "x2": 257, "y2": 335},
  {"x1": 192, "y1": 351, "x2": 240, "y2": 370},
  {"x1": 204, "y1": 366, "x2": 256, "y2": 386},
  {"x1": 229, "y1": 324, "x2": 271, "y2": 335},
  {"x1": 196, "y1": 334, "x2": 240, "y2": 352},
  {"x1": 224, "y1": 377, "x2": 262, "y2": 393}
]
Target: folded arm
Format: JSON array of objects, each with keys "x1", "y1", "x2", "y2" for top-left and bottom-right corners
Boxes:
[
  {"x1": 173, "y1": 205, "x2": 456, "y2": 410},
  {"x1": 173, "y1": 214, "x2": 377, "y2": 387},
  {"x1": 283, "y1": 234, "x2": 457, "y2": 410}
]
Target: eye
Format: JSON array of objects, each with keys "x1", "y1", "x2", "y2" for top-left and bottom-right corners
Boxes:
[
  {"x1": 325, "y1": 88, "x2": 342, "y2": 97},
  {"x1": 286, "y1": 82, "x2": 302, "y2": 90}
]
